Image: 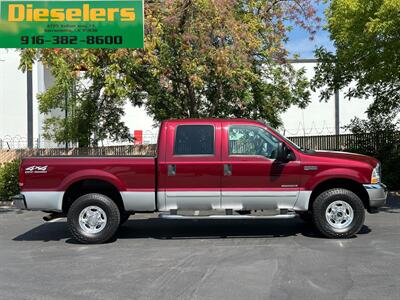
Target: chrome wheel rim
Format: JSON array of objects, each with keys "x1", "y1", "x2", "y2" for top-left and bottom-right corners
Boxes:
[
  {"x1": 78, "y1": 206, "x2": 107, "y2": 234},
  {"x1": 325, "y1": 201, "x2": 354, "y2": 229}
]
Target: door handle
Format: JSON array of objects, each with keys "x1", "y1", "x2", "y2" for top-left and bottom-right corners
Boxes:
[
  {"x1": 168, "y1": 164, "x2": 176, "y2": 176},
  {"x1": 224, "y1": 164, "x2": 232, "y2": 176}
]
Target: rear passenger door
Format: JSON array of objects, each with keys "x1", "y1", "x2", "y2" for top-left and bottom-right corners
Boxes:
[{"x1": 159, "y1": 122, "x2": 222, "y2": 211}]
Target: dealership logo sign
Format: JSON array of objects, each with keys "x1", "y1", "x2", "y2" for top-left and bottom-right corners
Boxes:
[
  {"x1": 0, "y1": 0, "x2": 144, "y2": 48},
  {"x1": 7, "y1": 4, "x2": 136, "y2": 22}
]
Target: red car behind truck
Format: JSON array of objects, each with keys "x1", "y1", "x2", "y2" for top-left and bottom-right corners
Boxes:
[{"x1": 13, "y1": 119, "x2": 387, "y2": 244}]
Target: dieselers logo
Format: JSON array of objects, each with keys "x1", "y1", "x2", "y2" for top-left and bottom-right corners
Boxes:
[{"x1": 7, "y1": 3, "x2": 136, "y2": 22}]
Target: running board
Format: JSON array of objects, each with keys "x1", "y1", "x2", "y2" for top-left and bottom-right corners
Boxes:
[{"x1": 158, "y1": 214, "x2": 296, "y2": 220}]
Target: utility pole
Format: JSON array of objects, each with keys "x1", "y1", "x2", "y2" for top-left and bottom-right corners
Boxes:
[
  {"x1": 335, "y1": 89, "x2": 340, "y2": 135},
  {"x1": 27, "y1": 70, "x2": 33, "y2": 149},
  {"x1": 334, "y1": 89, "x2": 340, "y2": 150}
]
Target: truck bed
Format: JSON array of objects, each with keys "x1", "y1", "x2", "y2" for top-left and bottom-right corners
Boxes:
[{"x1": 20, "y1": 156, "x2": 156, "y2": 192}]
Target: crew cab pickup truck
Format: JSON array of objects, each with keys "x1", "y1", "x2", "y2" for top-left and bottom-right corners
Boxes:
[{"x1": 13, "y1": 119, "x2": 387, "y2": 243}]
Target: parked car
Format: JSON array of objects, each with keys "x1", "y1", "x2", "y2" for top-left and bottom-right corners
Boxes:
[{"x1": 13, "y1": 119, "x2": 387, "y2": 243}]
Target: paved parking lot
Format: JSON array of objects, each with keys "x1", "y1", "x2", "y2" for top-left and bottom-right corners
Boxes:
[{"x1": 1, "y1": 195, "x2": 400, "y2": 300}]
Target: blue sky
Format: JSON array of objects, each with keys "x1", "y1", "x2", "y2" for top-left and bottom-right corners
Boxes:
[{"x1": 285, "y1": 1, "x2": 335, "y2": 58}]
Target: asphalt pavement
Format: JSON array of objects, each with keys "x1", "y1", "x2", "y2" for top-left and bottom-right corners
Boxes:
[{"x1": 1, "y1": 195, "x2": 400, "y2": 300}]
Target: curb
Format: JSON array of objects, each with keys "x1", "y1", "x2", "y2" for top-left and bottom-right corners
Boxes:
[{"x1": 0, "y1": 201, "x2": 13, "y2": 208}]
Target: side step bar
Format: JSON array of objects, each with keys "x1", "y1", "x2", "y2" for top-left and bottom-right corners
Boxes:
[{"x1": 159, "y1": 213, "x2": 296, "y2": 220}]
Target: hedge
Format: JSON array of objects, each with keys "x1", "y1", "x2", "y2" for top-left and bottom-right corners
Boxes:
[{"x1": 0, "y1": 160, "x2": 20, "y2": 201}]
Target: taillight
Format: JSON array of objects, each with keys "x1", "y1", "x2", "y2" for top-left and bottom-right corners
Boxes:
[{"x1": 19, "y1": 163, "x2": 25, "y2": 188}]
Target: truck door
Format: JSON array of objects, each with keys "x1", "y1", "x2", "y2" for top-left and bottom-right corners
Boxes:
[
  {"x1": 158, "y1": 122, "x2": 222, "y2": 211},
  {"x1": 221, "y1": 123, "x2": 301, "y2": 211}
]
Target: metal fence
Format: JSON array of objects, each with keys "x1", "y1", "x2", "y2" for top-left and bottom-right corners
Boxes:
[
  {"x1": 289, "y1": 132, "x2": 400, "y2": 152},
  {"x1": 2, "y1": 132, "x2": 398, "y2": 161},
  {"x1": 0, "y1": 144, "x2": 157, "y2": 165}
]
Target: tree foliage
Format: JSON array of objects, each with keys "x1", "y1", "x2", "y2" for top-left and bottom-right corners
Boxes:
[
  {"x1": 20, "y1": 0, "x2": 320, "y2": 146},
  {"x1": 344, "y1": 114, "x2": 400, "y2": 189},
  {"x1": 0, "y1": 160, "x2": 20, "y2": 201},
  {"x1": 313, "y1": 0, "x2": 400, "y2": 117}
]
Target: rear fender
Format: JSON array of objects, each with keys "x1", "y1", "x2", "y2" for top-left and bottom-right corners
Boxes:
[{"x1": 59, "y1": 169, "x2": 126, "y2": 192}]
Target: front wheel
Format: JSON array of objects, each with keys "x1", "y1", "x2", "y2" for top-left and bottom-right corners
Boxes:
[
  {"x1": 312, "y1": 188, "x2": 365, "y2": 238},
  {"x1": 67, "y1": 193, "x2": 120, "y2": 244}
]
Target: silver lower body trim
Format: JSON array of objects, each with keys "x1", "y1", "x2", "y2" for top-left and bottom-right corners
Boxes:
[
  {"x1": 221, "y1": 191, "x2": 299, "y2": 210},
  {"x1": 157, "y1": 190, "x2": 312, "y2": 212},
  {"x1": 164, "y1": 191, "x2": 221, "y2": 211},
  {"x1": 21, "y1": 191, "x2": 64, "y2": 212},
  {"x1": 121, "y1": 191, "x2": 156, "y2": 212},
  {"x1": 293, "y1": 191, "x2": 312, "y2": 211}
]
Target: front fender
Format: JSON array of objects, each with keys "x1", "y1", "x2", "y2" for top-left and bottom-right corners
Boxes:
[
  {"x1": 304, "y1": 168, "x2": 368, "y2": 191},
  {"x1": 58, "y1": 169, "x2": 127, "y2": 192}
]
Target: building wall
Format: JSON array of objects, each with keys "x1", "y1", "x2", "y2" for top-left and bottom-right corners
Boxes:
[
  {"x1": 281, "y1": 61, "x2": 372, "y2": 136},
  {"x1": 0, "y1": 50, "x2": 28, "y2": 138}
]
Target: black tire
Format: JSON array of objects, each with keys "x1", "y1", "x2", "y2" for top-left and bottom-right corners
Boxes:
[
  {"x1": 120, "y1": 212, "x2": 131, "y2": 226},
  {"x1": 312, "y1": 188, "x2": 365, "y2": 239},
  {"x1": 67, "y1": 193, "x2": 120, "y2": 244}
]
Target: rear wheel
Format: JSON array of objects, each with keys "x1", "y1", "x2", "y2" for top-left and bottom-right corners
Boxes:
[
  {"x1": 67, "y1": 193, "x2": 120, "y2": 244},
  {"x1": 312, "y1": 188, "x2": 365, "y2": 238}
]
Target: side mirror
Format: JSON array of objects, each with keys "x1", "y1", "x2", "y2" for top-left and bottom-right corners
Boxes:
[{"x1": 276, "y1": 142, "x2": 294, "y2": 162}]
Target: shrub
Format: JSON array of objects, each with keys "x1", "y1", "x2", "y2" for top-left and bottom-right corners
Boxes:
[
  {"x1": 0, "y1": 160, "x2": 20, "y2": 201},
  {"x1": 344, "y1": 115, "x2": 400, "y2": 190}
]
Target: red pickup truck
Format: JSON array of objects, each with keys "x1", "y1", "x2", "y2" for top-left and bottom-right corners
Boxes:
[{"x1": 13, "y1": 119, "x2": 387, "y2": 243}]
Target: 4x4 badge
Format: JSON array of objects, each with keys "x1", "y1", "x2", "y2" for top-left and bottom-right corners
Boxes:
[{"x1": 25, "y1": 166, "x2": 48, "y2": 174}]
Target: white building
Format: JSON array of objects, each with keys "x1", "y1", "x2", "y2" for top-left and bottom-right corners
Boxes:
[
  {"x1": 281, "y1": 59, "x2": 372, "y2": 136},
  {"x1": 0, "y1": 49, "x2": 372, "y2": 149},
  {"x1": 0, "y1": 49, "x2": 48, "y2": 148}
]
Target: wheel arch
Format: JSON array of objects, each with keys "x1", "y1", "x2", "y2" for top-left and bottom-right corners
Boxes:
[
  {"x1": 62, "y1": 178, "x2": 125, "y2": 214},
  {"x1": 59, "y1": 169, "x2": 126, "y2": 192},
  {"x1": 308, "y1": 178, "x2": 369, "y2": 210}
]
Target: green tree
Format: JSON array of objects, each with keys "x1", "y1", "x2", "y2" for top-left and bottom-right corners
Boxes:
[
  {"x1": 21, "y1": 0, "x2": 320, "y2": 146},
  {"x1": 313, "y1": 0, "x2": 400, "y2": 117}
]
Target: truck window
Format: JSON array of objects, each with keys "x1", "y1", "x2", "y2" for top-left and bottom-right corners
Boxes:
[
  {"x1": 229, "y1": 125, "x2": 279, "y2": 159},
  {"x1": 174, "y1": 125, "x2": 214, "y2": 155}
]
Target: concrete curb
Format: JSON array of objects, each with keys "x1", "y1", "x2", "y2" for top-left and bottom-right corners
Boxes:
[{"x1": 0, "y1": 201, "x2": 13, "y2": 208}]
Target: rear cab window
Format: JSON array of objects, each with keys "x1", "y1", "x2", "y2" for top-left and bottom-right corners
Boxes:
[{"x1": 174, "y1": 125, "x2": 215, "y2": 156}]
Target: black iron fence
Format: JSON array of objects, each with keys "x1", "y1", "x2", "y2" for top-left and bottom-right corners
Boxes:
[
  {"x1": 2, "y1": 132, "x2": 400, "y2": 189},
  {"x1": 289, "y1": 132, "x2": 400, "y2": 152},
  {"x1": 289, "y1": 132, "x2": 400, "y2": 190}
]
